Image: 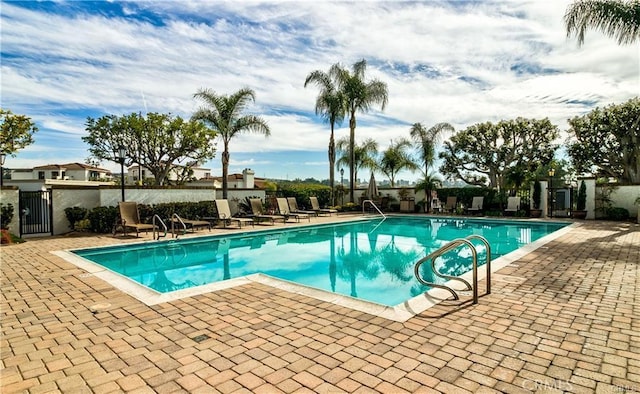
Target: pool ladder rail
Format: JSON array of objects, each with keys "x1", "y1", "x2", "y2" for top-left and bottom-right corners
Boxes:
[
  {"x1": 152, "y1": 215, "x2": 168, "y2": 240},
  {"x1": 361, "y1": 199, "x2": 387, "y2": 218},
  {"x1": 170, "y1": 213, "x2": 188, "y2": 238},
  {"x1": 414, "y1": 235, "x2": 491, "y2": 305},
  {"x1": 152, "y1": 214, "x2": 193, "y2": 240}
]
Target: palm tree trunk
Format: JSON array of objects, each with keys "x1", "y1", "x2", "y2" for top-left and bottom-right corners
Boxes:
[
  {"x1": 349, "y1": 112, "x2": 356, "y2": 203},
  {"x1": 329, "y1": 126, "x2": 336, "y2": 205},
  {"x1": 222, "y1": 146, "x2": 230, "y2": 199},
  {"x1": 425, "y1": 164, "x2": 430, "y2": 213}
]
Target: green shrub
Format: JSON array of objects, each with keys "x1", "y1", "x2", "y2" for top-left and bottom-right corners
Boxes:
[
  {"x1": 88, "y1": 206, "x2": 119, "y2": 233},
  {"x1": 606, "y1": 207, "x2": 629, "y2": 221},
  {"x1": 0, "y1": 203, "x2": 14, "y2": 229},
  {"x1": 532, "y1": 181, "x2": 541, "y2": 209},
  {"x1": 437, "y1": 187, "x2": 497, "y2": 210},
  {"x1": 278, "y1": 183, "x2": 332, "y2": 209},
  {"x1": 64, "y1": 207, "x2": 89, "y2": 230},
  {"x1": 576, "y1": 180, "x2": 587, "y2": 211}
]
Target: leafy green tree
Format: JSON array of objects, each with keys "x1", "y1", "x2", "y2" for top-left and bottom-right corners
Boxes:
[
  {"x1": 192, "y1": 88, "x2": 270, "y2": 199},
  {"x1": 564, "y1": 0, "x2": 640, "y2": 46},
  {"x1": 336, "y1": 137, "x2": 378, "y2": 186},
  {"x1": 379, "y1": 138, "x2": 418, "y2": 187},
  {"x1": 439, "y1": 117, "x2": 559, "y2": 190},
  {"x1": 83, "y1": 112, "x2": 214, "y2": 185},
  {"x1": 304, "y1": 68, "x2": 346, "y2": 205},
  {"x1": 410, "y1": 122, "x2": 454, "y2": 211},
  {"x1": 566, "y1": 97, "x2": 640, "y2": 183},
  {"x1": 330, "y1": 59, "x2": 388, "y2": 202},
  {"x1": 1, "y1": 108, "x2": 38, "y2": 155}
]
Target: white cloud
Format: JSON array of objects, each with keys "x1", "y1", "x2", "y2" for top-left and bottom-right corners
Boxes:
[{"x1": 1, "y1": 0, "x2": 638, "y2": 180}]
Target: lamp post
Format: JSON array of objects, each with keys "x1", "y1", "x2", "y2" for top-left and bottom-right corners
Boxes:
[
  {"x1": 548, "y1": 168, "x2": 555, "y2": 218},
  {"x1": 115, "y1": 146, "x2": 126, "y2": 202},
  {"x1": 0, "y1": 153, "x2": 5, "y2": 188},
  {"x1": 340, "y1": 168, "x2": 344, "y2": 205}
]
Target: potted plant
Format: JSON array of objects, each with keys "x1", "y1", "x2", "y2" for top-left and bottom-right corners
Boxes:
[
  {"x1": 530, "y1": 180, "x2": 542, "y2": 218},
  {"x1": 572, "y1": 180, "x2": 587, "y2": 219}
]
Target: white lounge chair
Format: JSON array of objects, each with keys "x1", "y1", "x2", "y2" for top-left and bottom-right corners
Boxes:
[
  {"x1": 504, "y1": 196, "x2": 521, "y2": 215},
  {"x1": 467, "y1": 196, "x2": 484, "y2": 215}
]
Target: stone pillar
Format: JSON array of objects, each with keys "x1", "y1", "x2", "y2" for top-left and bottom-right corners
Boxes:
[
  {"x1": 581, "y1": 177, "x2": 596, "y2": 220},
  {"x1": 541, "y1": 180, "x2": 549, "y2": 218}
]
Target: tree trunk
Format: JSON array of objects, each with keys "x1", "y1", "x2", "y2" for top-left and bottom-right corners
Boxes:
[
  {"x1": 329, "y1": 128, "x2": 336, "y2": 205},
  {"x1": 349, "y1": 113, "x2": 356, "y2": 203},
  {"x1": 222, "y1": 146, "x2": 230, "y2": 199}
]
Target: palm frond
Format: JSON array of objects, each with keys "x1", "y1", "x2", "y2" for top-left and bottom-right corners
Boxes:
[{"x1": 564, "y1": 0, "x2": 640, "y2": 45}]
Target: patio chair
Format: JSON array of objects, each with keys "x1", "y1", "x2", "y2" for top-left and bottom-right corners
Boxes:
[
  {"x1": 287, "y1": 197, "x2": 317, "y2": 216},
  {"x1": 504, "y1": 196, "x2": 521, "y2": 216},
  {"x1": 444, "y1": 196, "x2": 457, "y2": 213},
  {"x1": 467, "y1": 196, "x2": 484, "y2": 215},
  {"x1": 170, "y1": 214, "x2": 212, "y2": 233},
  {"x1": 214, "y1": 199, "x2": 254, "y2": 228},
  {"x1": 309, "y1": 196, "x2": 338, "y2": 216},
  {"x1": 276, "y1": 198, "x2": 310, "y2": 222},
  {"x1": 117, "y1": 201, "x2": 156, "y2": 237},
  {"x1": 249, "y1": 198, "x2": 287, "y2": 225}
]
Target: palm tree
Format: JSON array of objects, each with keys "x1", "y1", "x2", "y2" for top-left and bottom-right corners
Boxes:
[
  {"x1": 330, "y1": 59, "x2": 389, "y2": 202},
  {"x1": 304, "y1": 69, "x2": 346, "y2": 205},
  {"x1": 415, "y1": 174, "x2": 442, "y2": 212},
  {"x1": 564, "y1": 0, "x2": 640, "y2": 46},
  {"x1": 192, "y1": 88, "x2": 270, "y2": 199},
  {"x1": 410, "y1": 122, "x2": 454, "y2": 212},
  {"x1": 336, "y1": 137, "x2": 378, "y2": 187},
  {"x1": 379, "y1": 138, "x2": 419, "y2": 187}
]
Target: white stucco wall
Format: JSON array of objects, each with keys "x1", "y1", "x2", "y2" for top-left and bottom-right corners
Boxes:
[
  {"x1": 0, "y1": 188, "x2": 20, "y2": 235},
  {"x1": 600, "y1": 184, "x2": 640, "y2": 220}
]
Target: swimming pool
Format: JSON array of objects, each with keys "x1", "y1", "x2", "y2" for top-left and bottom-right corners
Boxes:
[{"x1": 70, "y1": 216, "x2": 568, "y2": 311}]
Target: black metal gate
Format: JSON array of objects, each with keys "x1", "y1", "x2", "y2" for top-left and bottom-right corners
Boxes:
[{"x1": 19, "y1": 190, "x2": 53, "y2": 237}]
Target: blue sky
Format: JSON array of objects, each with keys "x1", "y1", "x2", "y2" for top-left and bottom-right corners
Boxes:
[{"x1": 1, "y1": 0, "x2": 638, "y2": 183}]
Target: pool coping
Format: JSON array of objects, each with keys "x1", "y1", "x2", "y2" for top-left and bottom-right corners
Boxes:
[{"x1": 52, "y1": 219, "x2": 579, "y2": 322}]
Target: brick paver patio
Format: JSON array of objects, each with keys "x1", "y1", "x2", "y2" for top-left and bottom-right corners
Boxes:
[{"x1": 1, "y1": 218, "x2": 639, "y2": 393}]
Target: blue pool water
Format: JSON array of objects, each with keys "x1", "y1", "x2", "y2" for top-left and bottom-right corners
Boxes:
[{"x1": 73, "y1": 217, "x2": 567, "y2": 306}]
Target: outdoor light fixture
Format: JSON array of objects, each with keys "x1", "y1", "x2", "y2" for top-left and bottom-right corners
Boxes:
[
  {"x1": 115, "y1": 146, "x2": 126, "y2": 202},
  {"x1": 0, "y1": 153, "x2": 6, "y2": 188}
]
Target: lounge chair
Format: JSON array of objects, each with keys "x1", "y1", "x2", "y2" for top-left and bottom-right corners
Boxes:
[
  {"x1": 309, "y1": 196, "x2": 338, "y2": 216},
  {"x1": 467, "y1": 196, "x2": 484, "y2": 215},
  {"x1": 431, "y1": 198, "x2": 441, "y2": 213},
  {"x1": 276, "y1": 198, "x2": 310, "y2": 222},
  {"x1": 214, "y1": 199, "x2": 254, "y2": 228},
  {"x1": 287, "y1": 197, "x2": 317, "y2": 216},
  {"x1": 249, "y1": 198, "x2": 287, "y2": 225},
  {"x1": 504, "y1": 196, "x2": 521, "y2": 216},
  {"x1": 170, "y1": 214, "x2": 212, "y2": 233},
  {"x1": 444, "y1": 196, "x2": 457, "y2": 214},
  {"x1": 117, "y1": 201, "x2": 156, "y2": 237}
]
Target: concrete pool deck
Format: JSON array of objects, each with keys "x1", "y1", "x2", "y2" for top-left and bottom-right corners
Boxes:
[{"x1": 1, "y1": 215, "x2": 639, "y2": 393}]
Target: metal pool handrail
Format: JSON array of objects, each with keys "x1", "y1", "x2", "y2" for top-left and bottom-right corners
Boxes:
[
  {"x1": 171, "y1": 213, "x2": 187, "y2": 238},
  {"x1": 362, "y1": 199, "x2": 386, "y2": 218},
  {"x1": 413, "y1": 235, "x2": 491, "y2": 304},
  {"x1": 153, "y1": 215, "x2": 168, "y2": 240}
]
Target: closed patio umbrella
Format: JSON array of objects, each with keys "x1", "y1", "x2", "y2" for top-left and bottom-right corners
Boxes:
[{"x1": 367, "y1": 172, "x2": 379, "y2": 199}]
